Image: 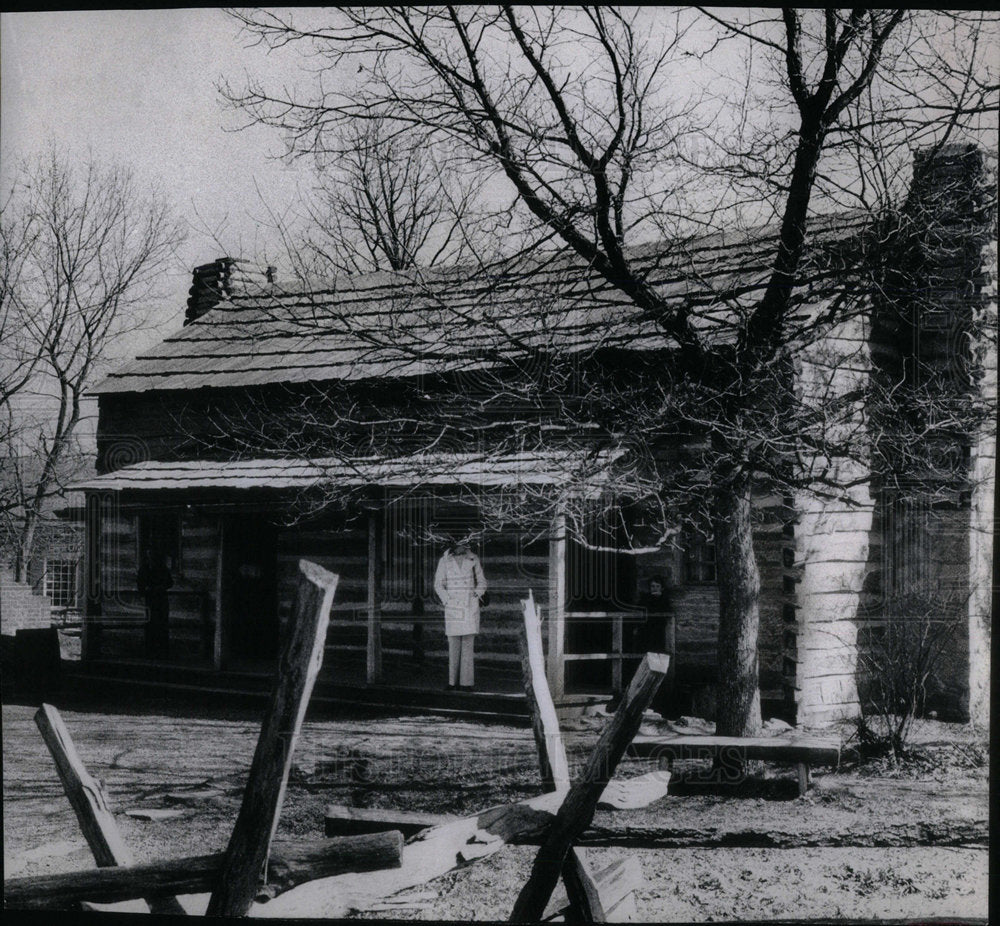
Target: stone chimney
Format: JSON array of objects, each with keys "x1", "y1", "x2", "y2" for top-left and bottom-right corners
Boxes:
[
  {"x1": 184, "y1": 258, "x2": 278, "y2": 325},
  {"x1": 908, "y1": 142, "x2": 993, "y2": 234},
  {"x1": 868, "y1": 143, "x2": 996, "y2": 726},
  {"x1": 903, "y1": 144, "x2": 993, "y2": 381}
]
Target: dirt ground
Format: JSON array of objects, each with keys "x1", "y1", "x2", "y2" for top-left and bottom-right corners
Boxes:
[{"x1": 1, "y1": 694, "x2": 988, "y2": 921}]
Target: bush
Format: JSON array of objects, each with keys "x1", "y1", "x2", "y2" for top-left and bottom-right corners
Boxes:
[{"x1": 855, "y1": 589, "x2": 965, "y2": 762}]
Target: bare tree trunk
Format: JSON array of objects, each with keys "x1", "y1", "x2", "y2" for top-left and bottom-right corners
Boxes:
[
  {"x1": 712, "y1": 474, "x2": 762, "y2": 737},
  {"x1": 15, "y1": 515, "x2": 37, "y2": 583},
  {"x1": 14, "y1": 376, "x2": 81, "y2": 583}
]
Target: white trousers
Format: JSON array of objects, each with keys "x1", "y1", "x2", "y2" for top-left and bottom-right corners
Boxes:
[{"x1": 448, "y1": 633, "x2": 475, "y2": 686}]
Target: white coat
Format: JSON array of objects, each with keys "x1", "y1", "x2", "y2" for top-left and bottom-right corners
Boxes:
[{"x1": 434, "y1": 549, "x2": 487, "y2": 637}]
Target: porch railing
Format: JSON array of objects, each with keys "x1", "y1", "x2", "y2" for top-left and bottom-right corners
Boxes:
[{"x1": 563, "y1": 611, "x2": 675, "y2": 694}]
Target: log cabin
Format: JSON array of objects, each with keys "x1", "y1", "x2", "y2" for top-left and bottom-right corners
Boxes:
[{"x1": 72, "y1": 145, "x2": 995, "y2": 726}]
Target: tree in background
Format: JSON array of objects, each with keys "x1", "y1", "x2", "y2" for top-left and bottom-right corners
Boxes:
[
  {"x1": 303, "y1": 116, "x2": 490, "y2": 275},
  {"x1": 221, "y1": 8, "x2": 997, "y2": 735},
  {"x1": 0, "y1": 148, "x2": 184, "y2": 581}
]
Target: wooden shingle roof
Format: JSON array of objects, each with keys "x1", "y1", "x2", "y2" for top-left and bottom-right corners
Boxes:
[
  {"x1": 94, "y1": 212, "x2": 870, "y2": 395},
  {"x1": 71, "y1": 450, "x2": 625, "y2": 492}
]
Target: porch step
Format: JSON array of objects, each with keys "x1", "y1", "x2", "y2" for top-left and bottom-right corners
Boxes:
[{"x1": 63, "y1": 660, "x2": 609, "y2": 724}]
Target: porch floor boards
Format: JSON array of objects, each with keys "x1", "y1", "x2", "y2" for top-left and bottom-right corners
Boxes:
[{"x1": 62, "y1": 654, "x2": 608, "y2": 723}]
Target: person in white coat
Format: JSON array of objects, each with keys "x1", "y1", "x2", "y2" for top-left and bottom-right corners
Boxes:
[{"x1": 434, "y1": 537, "x2": 487, "y2": 690}]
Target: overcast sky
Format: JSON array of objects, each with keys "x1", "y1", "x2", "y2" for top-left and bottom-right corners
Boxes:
[
  {"x1": 3, "y1": 8, "x2": 996, "y2": 357},
  {"x1": 2, "y1": 8, "x2": 311, "y2": 348}
]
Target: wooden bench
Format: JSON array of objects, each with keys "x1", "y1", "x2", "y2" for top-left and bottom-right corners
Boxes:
[{"x1": 628, "y1": 733, "x2": 842, "y2": 797}]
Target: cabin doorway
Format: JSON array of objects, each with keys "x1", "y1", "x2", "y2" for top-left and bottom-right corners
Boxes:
[
  {"x1": 564, "y1": 508, "x2": 636, "y2": 692},
  {"x1": 223, "y1": 517, "x2": 278, "y2": 662}
]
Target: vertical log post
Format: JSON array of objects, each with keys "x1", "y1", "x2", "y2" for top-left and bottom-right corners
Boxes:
[
  {"x1": 668, "y1": 612, "x2": 676, "y2": 690},
  {"x1": 519, "y1": 590, "x2": 570, "y2": 792},
  {"x1": 81, "y1": 491, "x2": 102, "y2": 662},
  {"x1": 611, "y1": 614, "x2": 623, "y2": 694},
  {"x1": 213, "y1": 517, "x2": 225, "y2": 671},
  {"x1": 547, "y1": 513, "x2": 567, "y2": 701},
  {"x1": 367, "y1": 511, "x2": 382, "y2": 684},
  {"x1": 34, "y1": 703, "x2": 186, "y2": 916},
  {"x1": 509, "y1": 653, "x2": 670, "y2": 923},
  {"x1": 206, "y1": 560, "x2": 338, "y2": 918}
]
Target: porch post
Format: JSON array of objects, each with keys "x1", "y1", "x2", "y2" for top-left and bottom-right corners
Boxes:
[
  {"x1": 611, "y1": 613, "x2": 623, "y2": 694},
  {"x1": 366, "y1": 510, "x2": 383, "y2": 684},
  {"x1": 81, "y1": 492, "x2": 103, "y2": 662},
  {"x1": 213, "y1": 516, "x2": 225, "y2": 670},
  {"x1": 547, "y1": 511, "x2": 566, "y2": 700}
]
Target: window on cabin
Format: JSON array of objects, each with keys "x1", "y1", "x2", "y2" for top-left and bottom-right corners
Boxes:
[
  {"x1": 880, "y1": 490, "x2": 933, "y2": 598},
  {"x1": 683, "y1": 526, "x2": 716, "y2": 584},
  {"x1": 565, "y1": 504, "x2": 634, "y2": 610},
  {"x1": 382, "y1": 497, "x2": 433, "y2": 603},
  {"x1": 45, "y1": 558, "x2": 79, "y2": 608}
]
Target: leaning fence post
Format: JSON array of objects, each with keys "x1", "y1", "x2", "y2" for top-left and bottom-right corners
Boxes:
[
  {"x1": 519, "y1": 590, "x2": 570, "y2": 792},
  {"x1": 518, "y1": 590, "x2": 605, "y2": 921},
  {"x1": 34, "y1": 703, "x2": 187, "y2": 916},
  {"x1": 509, "y1": 652, "x2": 670, "y2": 923},
  {"x1": 206, "y1": 559, "x2": 338, "y2": 917}
]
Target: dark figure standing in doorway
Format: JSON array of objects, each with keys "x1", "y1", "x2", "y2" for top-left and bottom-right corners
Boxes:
[{"x1": 138, "y1": 550, "x2": 173, "y2": 659}]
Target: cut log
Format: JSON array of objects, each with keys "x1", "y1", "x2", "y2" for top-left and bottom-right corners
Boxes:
[
  {"x1": 597, "y1": 770, "x2": 671, "y2": 811},
  {"x1": 560, "y1": 820, "x2": 990, "y2": 849},
  {"x1": 324, "y1": 805, "x2": 459, "y2": 839},
  {"x1": 206, "y1": 560, "x2": 338, "y2": 918},
  {"x1": 34, "y1": 703, "x2": 186, "y2": 916},
  {"x1": 257, "y1": 790, "x2": 568, "y2": 918},
  {"x1": 4, "y1": 832, "x2": 402, "y2": 911},
  {"x1": 545, "y1": 856, "x2": 643, "y2": 922},
  {"x1": 519, "y1": 590, "x2": 570, "y2": 792},
  {"x1": 561, "y1": 847, "x2": 606, "y2": 922},
  {"x1": 259, "y1": 831, "x2": 402, "y2": 899},
  {"x1": 509, "y1": 653, "x2": 670, "y2": 923}
]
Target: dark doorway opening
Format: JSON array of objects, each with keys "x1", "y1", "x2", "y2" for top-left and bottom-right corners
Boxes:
[{"x1": 224, "y1": 517, "x2": 278, "y2": 662}]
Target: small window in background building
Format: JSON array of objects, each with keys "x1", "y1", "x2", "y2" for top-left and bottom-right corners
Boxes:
[
  {"x1": 683, "y1": 527, "x2": 717, "y2": 584},
  {"x1": 45, "y1": 558, "x2": 79, "y2": 608}
]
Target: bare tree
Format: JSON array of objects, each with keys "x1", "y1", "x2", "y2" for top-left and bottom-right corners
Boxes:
[
  {"x1": 0, "y1": 189, "x2": 46, "y2": 447},
  {"x1": 0, "y1": 148, "x2": 185, "y2": 581},
  {"x1": 220, "y1": 7, "x2": 997, "y2": 735},
  {"x1": 302, "y1": 116, "x2": 489, "y2": 275}
]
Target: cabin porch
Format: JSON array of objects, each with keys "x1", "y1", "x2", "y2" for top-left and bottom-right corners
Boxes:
[{"x1": 77, "y1": 473, "x2": 671, "y2": 712}]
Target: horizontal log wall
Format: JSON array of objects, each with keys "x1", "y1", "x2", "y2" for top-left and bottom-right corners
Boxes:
[
  {"x1": 97, "y1": 508, "x2": 219, "y2": 662},
  {"x1": 630, "y1": 491, "x2": 789, "y2": 704},
  {"x1": 275, "y1": 502, "x2": 551, "y2": 674}
]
